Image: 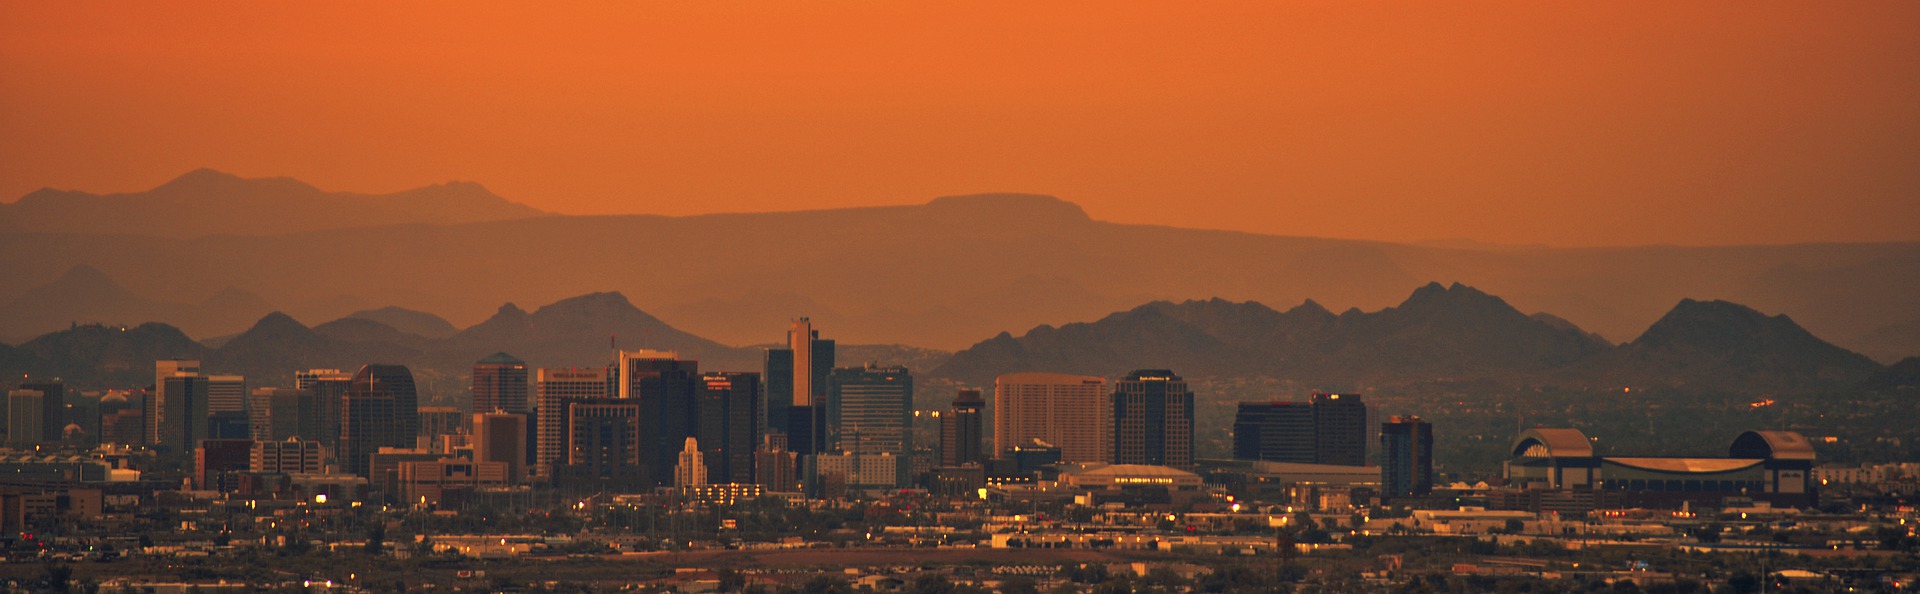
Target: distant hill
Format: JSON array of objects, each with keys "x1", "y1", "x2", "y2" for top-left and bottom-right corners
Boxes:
[
  {"x1": 933, "y1": 284, "x2": 1883, "y2": 394},
  {"x1": 0, "y1": 172, "x2": 1913, "y2": 356},
  {"x1": 343, "y1": 306, "x2": 459, "y2": 339},
  {"x1": 0, "y1": 264, "x2": 275, "y2": 344},
  {"x1": 1561, "y1": 299, "x2": 1889, "y2": 393},
  {"x1": 1851, "y1": 318, "x2": 1920, "y2": 364},
  {"x1": 1858, "y1": 357, "x2": 1920, "y2": 393},
  {"x1": 13, "y1": 322, "x2": 209, "y2": 388},
  {"x1": 0, "y1": 168, "x2": 546, "y2": 238},
  {"x1": 438, "y1": 292, "x2": 758, "y2": 371},
  {"x1": 932, "y1": 283, "x2": 1613, "y2": 387},
  {"x1": 0, "y1": 291, "x2": 762, "y2": 393}
]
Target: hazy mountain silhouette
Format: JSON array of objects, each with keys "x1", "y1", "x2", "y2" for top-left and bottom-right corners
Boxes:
[
  {"x1": 933, "y1": 282, "x2": 1612, "y2": 386},
  {"x1": 0, "y1": 168, "x2": 545, "y2": 238},
  {"x1": 13, "y1": 322, "x2": 209, "y2": 388},
  {"x1": 935, "y1": 284, "x2": 1880, "y2": 394},
  {"x1": 344, "y1": 306, "x2": 459, "y2": 339},
  {"x1": 439, "y1": 291, "x2": 757, "y2": 371},
  {"x1": 1561, "y1": 299, "x2": 1887, "y2": 393},
  {"x1": 1851, "y1": 318, "x2": 1920, "y2": 364},
  {"x1": 312, "y1": 317, "x2": 437, "y2": 349},
  {"x1": 0, "y1": 292, "x2": 760, "y2": 392},
  {"x1": 1, "y1": 174, "x2": 1913, "y2": 354},
  {"x1": 0, "y1": 265, "x2": 276, "y2": 342},
  {"x1": 1858, "y1": 357, "x2": 1920, "y2": 393}
]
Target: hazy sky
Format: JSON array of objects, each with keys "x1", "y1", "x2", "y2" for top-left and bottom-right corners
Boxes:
[{"x1": 3, "y1": 2, "x2": 1916, "y2": 247}]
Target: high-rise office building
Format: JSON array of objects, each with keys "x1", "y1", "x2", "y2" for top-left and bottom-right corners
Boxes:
[
  {"x1": 472, "y1": 352, "x2": 529, "y2": 414},
  {"x1": 1381, "y1": 416, "x2": 1434, "y2": 499},
  {"x1": 698, "y1": 372, "x2": 761, "y2": 484},
  {"x1": 251, "y1": 438, "x2": 326, "y2": 475},
  {"x1": 994, "y1": 373, "x2": 1110, "y2": 463},
  {"x1": 767, "y1": 319, "x2": 835, "y2": 456},
  {"x1": 568, "y1": 400, "x2": 643, "y2": 481},
  {"x1": 340, "y1": 364, "x2": 418, "y2": 477},
  {"x1": 618, "y1": 350, "x2": 700, "y2": 487},
  {"x1": 1233, "y1": 402, "x2": 1315, "y2": 463},
  {"x1": 827, "y1": 364, "x2": 913, "y2": 487},
  {"x1": 763, "y1": 348, "x2": 794, "y2": 438},
  {"x1": 1312, "y1": 393, "x2": 1368, "y2": 467},
  {"x1": 535, "y1": 367, "x2": 607, "y2": 476},
  {"x1": 205, "y1": 375, "x2": 249, "y2": 444},
  {"x1": 473, "y1": 411, "x2": 528, "y2": 483},
  {"x1": 8, "y1": 389, "x2": 46, "y2": 443},
  {"x1": 155, "y1": 373, "x2": 210, "y2": 453},
  {"x1": 940, "y1": 389, "x2": 985, "y2": 467},
  {"x1": 206, "y1": 375, "x2": 246, "y2": 415},
  {"x1": 151, "y1": 360, "x2": 202, "y2": 448},
  {"x1": 675, "y1": 437, "x2": 708, "y2": 487},
  {"x1": 249, "y1": 387, "x2": 324, "y2": 443},
  {"x1": 473, "y1": 352, "x2": 533, "y2": 470},
  {"x1": 1111, "y1": 370, "x2": 1194, "y2": 467},
  {"x1": 295, "y1": 369, "x2": 352, "y2": 451},
  {"x1": 20, "y1": 380, "x2": 65, "y2": 444}
]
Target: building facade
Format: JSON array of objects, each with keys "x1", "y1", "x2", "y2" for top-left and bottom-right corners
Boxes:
[
  {"x1": 1381, "y1": 416, "x2": 1434, "y2": 499},
  {"x1": 994, "y1": 372, "x2": 1110, "y2": 464},
  {"x1": 1111, "y1": 370, "x2": 1194, "y2": 467}
]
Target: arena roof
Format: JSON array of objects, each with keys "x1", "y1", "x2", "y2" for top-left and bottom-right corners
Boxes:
[
  {"x1": 1604, "y1": 457, "x2": 1764, "y2": 473},
  {"x1": 1511, "y1": 428, "x2": 1594, "y2": 458},
  {"x1": 1729, "y1": 430, "x2": 1816, "y2": 461},
  {"x1": 1069, "y1": 464, "x2": 1200, "y2": 479}
]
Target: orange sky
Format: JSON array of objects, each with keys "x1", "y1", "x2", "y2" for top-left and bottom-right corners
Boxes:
[{"x1": 3, "y1": 1, "x2": 1916, "y2": 247}]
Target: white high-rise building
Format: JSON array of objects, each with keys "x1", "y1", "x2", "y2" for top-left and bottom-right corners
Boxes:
[
  {"x1": 994, "y1": 372, "x2": 1112, "y2": 464},
  {"x1": 535, "y1": 367, "x2": 608, "y2": 475},
  {"x1": 675, "y1": 437, "x2": 707, "y2": 487}
]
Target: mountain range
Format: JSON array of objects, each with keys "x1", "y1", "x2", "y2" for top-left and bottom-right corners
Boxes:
[
  {"x1": 0, "y1": 169, "x2": 1915, "y2": 366},
  {"x1": 931, "y1": 282, "x2": 1888, "y2": 394},
  {"x1": 0, "y1": 281, "x2": 1897, "y2": 404}
]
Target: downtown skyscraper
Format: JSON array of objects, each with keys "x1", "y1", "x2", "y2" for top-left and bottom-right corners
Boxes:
[
  {"x1": 766, "y1": 319, "x2": 834, "y2": 457},
  {"x1": 473, "y1": 352, "x2": 532, "y2": 467},
  {"x1": 827, "y1": 364, "x2": 913, "y2": 487},
  {"x1": 1381, "y1": 415, "x2": 1434, "y2": 499},
  {"x1": 994, "y1": 372, "x2": 1110, "y2": 464},
  {"x1": 1111, "y1": 369, "x2": 1194, "y2": 467},
  {"x1": 698, "y1": 371, "x2": 761, "y2": 485},
  {"x1": 340, "y1": 364, "x2": 419, "y2": 477},
  {"x1": 535, "y1": 367, "x2": 609, "y2": 476}
]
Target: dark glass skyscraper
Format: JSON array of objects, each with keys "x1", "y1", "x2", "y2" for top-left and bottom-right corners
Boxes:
[
  {"x1": 1312, "y1": 393, "x2": 1368, "y2": 467},
  {"x1": 699, "y1": 371, "x2": 762, "y2": 484},
  {"x1": 766, "y1": 320, "x2": 834, "y2": 457},
  {"x1": 1111, "y1": 370, "x2": 1194, "y2": 467},
  {"x1": 940, "y1": 389, "x2": 985, "y2": 467},
  {"x1": 1382, "y1": 415, "x2": 1434, "y2": 499},
  {"x1": 341, "y1": 364, "x2": 418, "y2": 476},
  {"x1": 20, "y1": 380, "x2": 65, "y2": 444},
  {"x1": 1233, "y1": 401, "x2": 1315, "y2": 463},
  {"x1": 618, "y1": 350, "x2": 700, "y2": 487}
]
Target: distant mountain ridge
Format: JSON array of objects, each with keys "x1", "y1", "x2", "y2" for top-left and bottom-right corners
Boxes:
[
  {"x1": 0, "y1": 168, "x2": 545, "y2": 238},
  {"x1": 0, "y1": 264, "x2": 276, "y2": 343},
  {"x1": 932, "y1": 283, "x2": 1885, "y2": 394},
  {"x1": 0, "y1": 170, "x2": 1914, "y2": 361},
  {"x1": 0, "y1": 283, "x2": 1890, "y2": 402}
]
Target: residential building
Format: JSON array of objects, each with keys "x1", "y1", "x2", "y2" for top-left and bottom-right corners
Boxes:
[{"x1": 994, "y1": 372, "x2": 1110, "y2": 463}]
